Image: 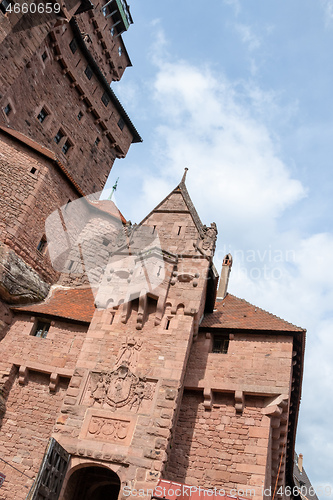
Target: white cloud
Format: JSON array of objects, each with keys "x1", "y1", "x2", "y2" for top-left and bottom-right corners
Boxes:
[
  {"x1": 321, "y1": 0, "x2": 333, "y2": 24},
  {"x1": 223, "y1": 0, "x2": 241, "y2": 16},
  {"x1": 128, "y1": 27, "x2": 332, "y2": 491},
  {"x1": 235, "y1": 23, "x2": 261, "y2": 51}
]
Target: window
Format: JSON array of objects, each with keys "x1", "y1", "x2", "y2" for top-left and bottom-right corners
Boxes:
[
  {"x1": 62, "y1": 140, "x2": 72, "y2": 155},
  {"x1": 77, "y1": 111, "x2": 83, "y2": 121},
  {"x1": 177, "y1": 226, "x2": 182, "y2": 235},
  {"x1": 37, "y1": 236, "x2": 47, "y2": 254},
  {"x1": 212, "y1": 335, "x2": 229, "y2": 354},
  {"x1": 33, "y1": 321, "x2": 50, "y2": 338},
  {"x1": 94, "y1": 137, "x2": 100, "y2": 146},
  {"x1": 102, "y1": 237, "x2": 109, "y2": 246},
  {"x1": 54, "y1": 129, "x2": 64, "y2": 144},
  {"x1": 69, "y1": 39, "x2": 77, "y2": 54},
  {"x1": 118, "y1": 46, "x2": 122, "y2": 56},
  {"x1": 4, "y1": 103, "x2": 11, "y2": 116},
  {"x1": 0, "y1": 0, "x2": 10, "y2": 14},
  {"x1": 41, "y1": 51, "x2": 47, "y2": 62},
  {"x1": 117, "y1": 117, "x2": 125, "y2": 131},
  {"x1": 30, "y1": 167, "x2": 37, "y2": 174},
  {"x1": 37, "y1": 107, "x2": 48, "y2": 123},
  {"x1": 84, "y1": 65, "x2": 93, "y2": 80},
  {"x1": 101, "y1": 92, "x2": 109, "y2": 107},
  {"x1": 68, "y1": 260, "x2": 74, "y2": 271},
  {"x1": 110, "y1": 27, "x2": 115, "y2": 36}
]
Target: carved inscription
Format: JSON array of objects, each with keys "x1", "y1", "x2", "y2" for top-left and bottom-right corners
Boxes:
[{"x1": 87, "y1": 416, "x2": 131, "y2": 443}]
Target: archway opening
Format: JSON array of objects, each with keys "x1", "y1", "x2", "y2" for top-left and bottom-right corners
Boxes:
[{"x1": 63, "y1": 465, "x2": 121, "y2": 500}]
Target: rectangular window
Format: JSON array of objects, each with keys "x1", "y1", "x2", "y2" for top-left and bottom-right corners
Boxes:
[
  {"x1": 212, "y1": 335, "x2": 229, "y2": 354},
  {"x1": 77, "y1": 111, "x2": 83, "y2": 121},
  {"x1": 117, "y1": 117, "x2": 125, "y2": 131},
  {"x1": 62, "y1": 140, "x2": 72, "y2": 155},
  {"x1": 4, "y1": 103, "x2": 11, "y2": 116},
  {"x1": 37, "y1": 236, "x2": 47, "y2": 254},
  {"x1": 101, "y1": 92, "x2": 110, "y2": 107},
  {"x1": 37, "y1": 107, "x2": 48, "y2": 123},
  {"x1": 84, "y1": 65, "x2": 93, "y2": 80},
  {"x1": 33, "y1": 321, "x2": 50, "y2": 339},
  {"x1": 69, "y1": 39, "x2": 77, "y2": 54},
  {"x1": 54, "y1": 129, "x2": 64, "y2": 144},
  {"x1": 94, "y1": 137, "x2": 100, "y2": 146}
]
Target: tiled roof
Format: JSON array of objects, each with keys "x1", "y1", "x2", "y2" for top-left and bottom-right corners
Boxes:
[
  {"x1": 201, "y1": 293, "x2": 304, "y2": 332},
  {"x1": 12, "y1": 287, "x2": 96, "y2": 323},
  {"x1": 87, "y1": 199, "x2": 127, "y2": 223},
  {"x1": 293, "y1": 454, "x2": 319, "y2": 500}
]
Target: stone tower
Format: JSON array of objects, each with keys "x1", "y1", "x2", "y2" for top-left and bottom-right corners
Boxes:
[
  {"x1": 0, "y1": 0, "x2": 141, "y2": 194},
  {"x1": 0, "y1": 174, "x2": 308, "y2": 500}
]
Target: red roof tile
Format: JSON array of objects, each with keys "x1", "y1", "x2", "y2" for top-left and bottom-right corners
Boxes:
[
  {"x1": 12, "y1": 287, "x2": 96, "y2": 323},
  {"x1": 201, "y1": 293, "x2": 304, "y2": 332}
]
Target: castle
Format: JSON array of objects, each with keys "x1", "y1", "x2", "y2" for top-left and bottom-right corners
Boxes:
[{"x1": 0, "y1": 2, "x2": 316, "y2": 499}]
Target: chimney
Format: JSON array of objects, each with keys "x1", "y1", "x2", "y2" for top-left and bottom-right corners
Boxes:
[
  {"x1": 216, "y1": 254, "x2": 233, "y2": 301},
  {"x1": 298, "y1": 453, "x2": 303, "y2": 473}
]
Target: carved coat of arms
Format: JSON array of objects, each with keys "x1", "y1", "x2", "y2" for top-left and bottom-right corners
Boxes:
[{"x1": 91, "y1": 363, "x2": 153, "y2": 412}]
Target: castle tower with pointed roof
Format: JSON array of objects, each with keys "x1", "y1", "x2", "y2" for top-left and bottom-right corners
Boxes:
[{"x1": 0, "y1": 174, "x2": 309, "y2": 500}]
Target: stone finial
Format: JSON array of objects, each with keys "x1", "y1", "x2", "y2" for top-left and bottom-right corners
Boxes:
[
  {"x1": 181, "y1": 167, "x2": 189, "y2": 184},
  {"x1": 216, "y1": 254, "x2": 233, "y2": 301}
]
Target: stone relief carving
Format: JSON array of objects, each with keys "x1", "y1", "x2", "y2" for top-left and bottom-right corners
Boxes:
[
  {"x1": 115, "y1": 337, "x2": 143, "y2": 370},
  {"x1": 89, "y1": 364, "x2": 154, "y2": 413},
  {"x1": 194, "y1": 222, "x2": 217, "y2": 256}
]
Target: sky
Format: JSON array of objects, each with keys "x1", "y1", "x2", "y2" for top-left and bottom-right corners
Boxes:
[{"x1": 102, "y1": 0, "x2": 333, "y2": 495}]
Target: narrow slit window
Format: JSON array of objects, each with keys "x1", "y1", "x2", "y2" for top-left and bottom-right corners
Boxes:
[
  {"x1": 101, "y1": 92, "x2": 110, "y2": 107},
  {"x1": 94, "y1": 137, "x2": 100, "y2": 146},
  {"x1": 117, "y1": 117, "x2": 125, "y2": 131},
  {"x1": 69, "y1": 39, "x2": 77, "y2": 54},
  {"x1": 62, "y1": 140, "x2": 72, "y2": 155},
  {"x1": 37, "y1": 236, "x2": 47, "y2": 254},
  {"x1": 41, "y1": 51, "x2": 47, "y2": 62},
  {"x1": 54, "y1": 129, "x2": 64, "y2": 144},
  {"x1": 4, "y1": 103, "x2": 12, "y2": 116},
  {"x1": 77, "y1": 111, "x2": 83, "y2": 121},
  {"x1": 177, "y1": 226, "x2": 182, "y2": 235},
  {"x1": 37, "y1": 107, "x2": 48, "y2": 123},
  {"x1": 85, "y1": 65, "x2": 93, "y2": 80},
  {"x1": 165, "y1": 319, "x2": 171, "y2": 330}
]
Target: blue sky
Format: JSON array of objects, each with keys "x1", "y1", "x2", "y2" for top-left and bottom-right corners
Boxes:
[{"x1": 103, "y1": 0, "x2": 333, "y2": 494}]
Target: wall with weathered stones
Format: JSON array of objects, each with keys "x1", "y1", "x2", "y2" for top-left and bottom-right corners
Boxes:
[
  {"x1": 0, "y1": 132, "x2": 81, "y2": 287},
  {"x1": 0, "y1": 371, "x2": 69, "y2": 500}
]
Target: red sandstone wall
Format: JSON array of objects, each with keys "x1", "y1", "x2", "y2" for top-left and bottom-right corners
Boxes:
[
  {"x1": 166, "y1": 391, "x2": 269, "y2": 495},
  {"x1": 76, "y1": 7, "x2": 131, "y2": 82},
  {"x1": 185, "y1": 332, "x2": 293, "y2": 395},
  {"x1": 0, "y1": 133, "x2": 80, "y2": 284},
  {"x1": 0, "y1": 313, "x2": 88, "y2": 371},
  {"x1": 0, "y1": 22, "x2": 134, "y2": 194},
  {"x1": 0, "y1": 371, "x2": 69, "y2": 500}
]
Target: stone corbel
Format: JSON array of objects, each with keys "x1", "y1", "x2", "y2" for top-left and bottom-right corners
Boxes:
[
  {"x1": 235, "y1": 390, "x2": 244, "y2": 413},
  {"x1": 203, "y1": 387, "x2": 213, "y2": 410},
  {"x1": 49, "y1": 373, "x2": 59, "y2": 393},
  {"x1": 121, "y1": 300, "x2": 131, "y2": 324},
  {"x1": 136, "y1": 290, "x2": 147, "y2": 330},
  {"x1": 19, "y1": 366, "x2": 28, "y2": 385}
]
